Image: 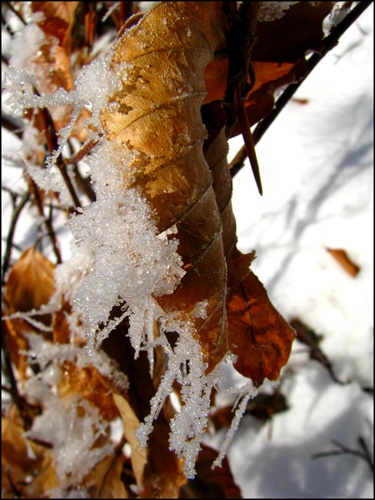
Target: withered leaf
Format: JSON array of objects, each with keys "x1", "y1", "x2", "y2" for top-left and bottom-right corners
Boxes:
[
  {"x1": 1, "y1": 406, "x2": 59, "y2": 498},
  {"x1": 141, "y1": 417, "x2": 186, "y2": 498},
  {"x1": 101, "y1": 2, "x2": 229, "y2": 373},
  {"x1": 232, "y1": 2, "x2": 334, "y2": 135},
  {"x1": 5, "y1": 247, "x2": 55, "y2": 315},
  {"x1": 180, "y1": 443, "x2": 242, "y2": 498},
  {"x1": 4, "y1": 248, "x2": 55, "y2": 357},
  {"x1": 59, "y1": 360, "x2": 120, "y2": 421},
  {"x1": 84, "y1": 451, "x2": 130, "y2": 499},
  {"x1": 227, "y1": 268, "x2": 296, "y2": 387},
  {"x1": 3, "y1": 315, "x2": 29, "y2": 382},
  {"x1": 101, "y1": 1, "x2": 297, "y2": 383},
  {"x1": 28, "y1": 2, "x2": 89, "y2": 140},
  {"x1": 326, "y1": 248, "x2": 360, "y2": 277},
  {"x1": 32, "y1": 2, "x2": 79, "y2": 55},
  {"x1": 113, "y1": 393, "x2": 148, "y2": 489}
]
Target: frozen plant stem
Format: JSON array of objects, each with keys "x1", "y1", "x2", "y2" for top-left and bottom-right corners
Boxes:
[
  {"x1": 312, "y1": 437, "x2": 374, "y2": 473},
  {"x1": 38, "y1": 105, "x2": 82, "y2": 210}
]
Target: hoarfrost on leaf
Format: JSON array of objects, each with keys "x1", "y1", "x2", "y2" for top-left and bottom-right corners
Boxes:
[
  {"x1": 24, "y1": 334, "x2": 129, "y2": 392},
  {"x1": 258, "y1": 1, "x2": 298, "y2": 22},
  {"x1": 26, "y1": 392, "x2": 114, "y2": 486},
  {"x1": 3, "y1": 9, "x2": 285, "y2": 480}
]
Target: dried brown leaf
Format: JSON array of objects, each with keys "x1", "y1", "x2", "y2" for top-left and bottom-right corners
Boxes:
[
  {"x1": 1, "y1": 406, "x2": 59, "y2": 498},
  {"x1": 142, "y1": 417, "x2": 187, "y2": 498},
  {"x1": 101, "y1": 2, "x2": 229, "y2": 373},
  {"x1": 101, "y1": 2, "x2": 296, "y2": 385},
  {"x1": 27, "y1": 2, "x2": 89, "y2": 140},
  {"x1": 179, "y1": 443, "x2": 242, "y2": 498},
  {"x1": 32, "y1": 2, "x2": 79, "y2": 54},
  {"x1": 114, "y1": 393, "x2": 148, "y2": 489},
  {"x1": 84, "y1": 451, "x2": 130, "y2": 499},
  {"x1": 227, "y1": 267, "x2": 296, "y2": 387},
  {"x1": 3, "y1": 248, "x2": 56, "y2": 369},
  {"x1": 3, "y1": 317, "x2": 29, "y2": 382},
  {"x1": 99, "y1": 454, "x2": 129, "y2": 499},
  {"x1": 59, "y1": 361, "x2": 120, "y2": 421},
  {"x1": 5, "y1": 247, "x2": 55, "y2": 315},
  {"x1": 326, "y1": 248, "x2": 360, "y2": 277}
]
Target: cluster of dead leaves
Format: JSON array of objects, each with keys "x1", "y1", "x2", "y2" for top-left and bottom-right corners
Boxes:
[{"x1": 1, "y1": 1, "x2": 353, "y2": 498}]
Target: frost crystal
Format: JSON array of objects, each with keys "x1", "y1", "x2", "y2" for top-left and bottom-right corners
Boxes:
[
  {"x1": 258, "y1": 2, "x2": 298, "y2": 22},
  {"x1": 26, "y1": 393, "x2": 113, "y2": 486},
  {"x1": 328, "y1": 2, "x2": 350, "y2": 29},
  {"x1": 25, "y1": 333, "x2": 129, "y2": 392},
  {"x1": 68, "y1": 139, "x2": 185, "y2": 353}
]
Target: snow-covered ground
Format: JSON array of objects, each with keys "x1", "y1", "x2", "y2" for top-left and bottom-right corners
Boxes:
[
  {"x1": 2, "y1": 3, "x2": 373, "y2": 498},
  {"x1": 220, "y1": 4, "x2": 373, "y2": 497}
]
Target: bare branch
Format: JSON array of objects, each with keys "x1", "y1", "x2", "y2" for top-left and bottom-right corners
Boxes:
[{"x1": 230, "y1": 1, "x2": 373, "y2": 178}]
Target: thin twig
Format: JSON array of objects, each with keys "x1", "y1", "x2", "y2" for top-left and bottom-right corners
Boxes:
[
  {"x1": 312, "y1": 437, "x2": 374, "y2": 473},
  {"x1": 1, "y1": 112, "x2": 24, "y2": 140},
  {"x1": 29, "y1": 178, "x2": 62, "y2": 264},
  {"x1": 3, "y1": 1, "x2": 27, "y2": 26},
  {"x1": 230, "y1": 1, "x2": 372, "y2": 177},
  {"x1": 1, "y1": 322, "x2": 34, "y2": 430},
  {"x1": 38, "y1": 105, "x2": 82, "y2": 209},
  {"x1": 1, "y1": 191, "x2": 30, "y2": 285}
]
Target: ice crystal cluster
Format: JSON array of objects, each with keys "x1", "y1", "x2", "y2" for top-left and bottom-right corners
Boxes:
[
  {"x1": 258, "y1": 1, "x2": 298, "y2": 22},
  {"x1": 4, "y1": 20, "x2": 256, "y2": 480}
]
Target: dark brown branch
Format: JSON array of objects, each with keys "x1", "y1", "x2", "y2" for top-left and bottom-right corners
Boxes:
[
  {"x1": 290, "y1": 319, "x2": 347, "y2": 385},
  {"x1": 312, "y1": 437, "x2": 374, "y2": 473},
  {"x1": 230, "y1": 1, "x2": 372, "y2": 177},
  {"x1": 3, "y1": 1, "x2": 27, "y2": 26},
  {"x1": 1, "y1": 322, "x2": 35, "y2": 430},
  {"x1": 1, "y1": 112, "x2": 24, "y2": 140},
  {"x1": 29, "y1": 178, "x2": 62, "y2": 264},
  {"x1": 38, "y1": 105, "x2": 82, "y2": 209},
  {"x1": 1, "y1": 191, "x2": 30, "y2": 285}
]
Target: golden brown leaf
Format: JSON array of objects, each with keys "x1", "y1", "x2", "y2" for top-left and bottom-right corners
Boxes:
[
  {"x1": 3, "y1": 316, "x2": 29, "y2": 382},
  {"x1": 3, "y1": 248, "x2": 56, "y2": 367},
  {"x1": 100, "y1": 2, "x2": 296, "y2": 385},
  {"x1": 27, "y1": 2, "x2": 89, "y2": 140},
  {"x1": 84, "y1": 451, "x2": 130, "y2": 499},
  {"x1": 32, "y1": 2, "x2": 78, "y2": 55},
  {"x1": 101, "y1": 2, "x2": 229, "y2": 372},
  {"x1": 5, "y1": 247, "x2": 55, "y2": 315},
  {"x1": 2, "y1": 405, "x2": 59, "y2": 498},
  {"x1": 59, "y1": 361, "x2": 120, "y2": 421},
  {"x1": 113, "y1": 393, "x2": 148, "y2": 489}
]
